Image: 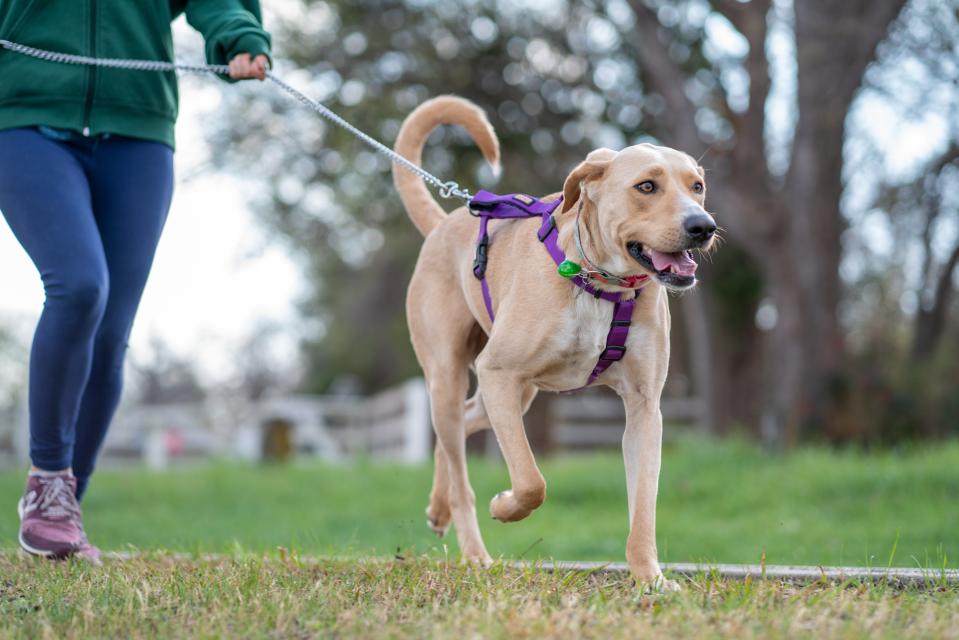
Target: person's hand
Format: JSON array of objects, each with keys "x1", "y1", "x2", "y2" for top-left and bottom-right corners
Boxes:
[{"x1": 229, "y1": 53, "x2": 269, "y2": 81}]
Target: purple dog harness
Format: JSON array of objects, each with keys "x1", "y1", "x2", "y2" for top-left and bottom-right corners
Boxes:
[{"x1": 468, "y1": 190, "x2": 641, "y2": 389}]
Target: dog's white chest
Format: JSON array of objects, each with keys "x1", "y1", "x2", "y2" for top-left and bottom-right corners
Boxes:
[
  {"x1": 533, "y1": 293, "x2": 637, "y2": 391},
  {"x1": 566, "y1": 293, "x2": 612, "y2": 351}
]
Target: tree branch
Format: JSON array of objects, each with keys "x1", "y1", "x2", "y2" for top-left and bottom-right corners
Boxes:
[
  {"x1": 623, "y1": 0, "x2": 702, "y2": 153},
  {"x1": 794, "y1": 0, "x2": 908, "y2": 106},
  {"x1": 913, "y1": 238, "x2": 959, "y2": 360},
  {"x1": 934, "y1": 241, "x2": 959, "y2": 311},
  {"x1": 929, "y1": 142, "x2": 959, "y2": 176},
  {"x1": 623, "y1": 0, "x2": 779, "y2": 259},
  {"x1": 855, "y1": 0, "x2": 912, "y2": 73},
  {"x1": 713, "y1": 0, "x2": 773, "y2": 183}
]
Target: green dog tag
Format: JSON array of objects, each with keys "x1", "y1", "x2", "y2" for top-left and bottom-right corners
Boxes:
[{"x1": 557, "y1": 260, "x2": 582, "y2": 278}]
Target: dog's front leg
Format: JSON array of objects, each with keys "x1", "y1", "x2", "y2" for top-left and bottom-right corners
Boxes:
[
  {"x1": 476, "y1": 366, "x2": 546, "y2": 523},
  {"x1": 620, "y1": 392, "x2": 679, "y2": 591}
]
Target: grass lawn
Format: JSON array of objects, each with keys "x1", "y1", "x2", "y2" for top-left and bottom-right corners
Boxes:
[
  {"x1": 2, "y1": 437, "x2": 957, "y2": 638},
  {"x1": 1, "y1": 435, "x2": 956, "y2": 568},
  {"x1": 2, "y1": 555, "x2": 958, "y2": 638}
]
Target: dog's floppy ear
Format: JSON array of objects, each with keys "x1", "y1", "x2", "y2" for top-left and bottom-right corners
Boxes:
[{"x1": 561, "y1": 148, "x2": 617, "y2": 213}]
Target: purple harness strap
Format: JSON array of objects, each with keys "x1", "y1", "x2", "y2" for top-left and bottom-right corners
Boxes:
[{"x1": 469, "y1": 189, "x2": 638, "y2": 389}]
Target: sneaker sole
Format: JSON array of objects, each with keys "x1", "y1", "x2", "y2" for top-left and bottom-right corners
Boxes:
[
  {"x1": 17, "y1": 496, "x2": 72, "y2": 559},
  {"x1": 18, "y1": 530, "x2": 59, "y2": 557}
]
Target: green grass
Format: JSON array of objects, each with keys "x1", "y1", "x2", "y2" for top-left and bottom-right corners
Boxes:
[
  {"x1": 2, "y1": 437, "x2": 957, "y2": 638},
  {"x1": 2, "y1": 555, "x2": 957, "y2": 638},
  {"x1": 2, "y1": 435, "x2": 957, "y2": 568}
]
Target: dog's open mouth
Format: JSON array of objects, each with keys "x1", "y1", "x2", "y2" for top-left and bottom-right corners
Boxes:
[{"x1": 626, "y1": 241, "x2": 698, "y2": 288}]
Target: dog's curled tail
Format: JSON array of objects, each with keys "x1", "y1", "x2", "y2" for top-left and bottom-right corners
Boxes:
[{"x1": 393, "y1": 96, "x2": 501, "y2": 237}]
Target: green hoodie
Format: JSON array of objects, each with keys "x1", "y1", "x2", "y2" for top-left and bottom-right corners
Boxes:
[{"x1": 0, "y1": 0, "x2": 272, "y2": 149}]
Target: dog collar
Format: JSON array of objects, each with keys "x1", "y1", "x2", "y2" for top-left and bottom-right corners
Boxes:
[{"x1": 570, "y1": 201, "x2": 651, "y2": 291}]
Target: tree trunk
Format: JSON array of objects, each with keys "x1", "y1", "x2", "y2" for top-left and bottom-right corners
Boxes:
[
  {"x1": 761, "y1": 249, "x2": 815, "y2": 446},
  {"x1": 912, "y1": 241, "x2": 959, "y2": 360},
  {"x1": 694, "y1": 254, "x2": 766, "y2": 437},
  {"x1": 625, "y1": 0, "x2": 907, "y2": 442},
  {"x1": 680, "y1": 291, "x2": 716, "y2": 434},
  {"x1": 709, "y1": 316, "x2": 766, "y2": 438},
  {"x1": 764, "y1": 0, "x2": 907, "y2": 440}
]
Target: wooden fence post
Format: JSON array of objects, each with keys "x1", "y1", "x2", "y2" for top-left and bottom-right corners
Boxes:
[
  {"x1": 14, "y1": 399, "x2": 29, "y2": 462},
  {"x1": 144, "y1": 426, "x2": 168, "y2": 470},
  {"x1": 402, "y1": 378, "x2": 431, "y2": 464}
]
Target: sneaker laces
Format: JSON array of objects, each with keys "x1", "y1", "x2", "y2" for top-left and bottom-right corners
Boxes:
[{"x1": 36, "y1": 476, "x2": 82, "y2": 521}]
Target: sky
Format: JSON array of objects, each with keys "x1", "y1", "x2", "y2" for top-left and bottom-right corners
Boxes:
[{"x1": 0, "y1": 20, "x2": 302, "y2": 385}]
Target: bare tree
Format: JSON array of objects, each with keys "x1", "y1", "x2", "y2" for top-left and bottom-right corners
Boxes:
[
  {"x1": 129, "y1": 337, "x2": 207, "y2": 405},
  {"x1": 862, "y1": 0, "x2": 959, "y2": 362},
  {"x1": 624, "y1": 0, "x2": 909, "y2": 443},
  {"x1": 876, "y1": 143, "x2": 959, "y2": 360}
]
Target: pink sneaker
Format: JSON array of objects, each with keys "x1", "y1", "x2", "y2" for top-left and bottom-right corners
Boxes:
[
  {"x1": 17, "y1": 472, "x2": 84, "y2": 558},
  {"x1": 77, "y1": 530, "x2": 103, "y2": 566}
]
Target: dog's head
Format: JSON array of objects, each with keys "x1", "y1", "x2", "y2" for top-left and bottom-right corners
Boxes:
[{"x1": 562, "y1": 144, "x2": 716, "y2": 291}]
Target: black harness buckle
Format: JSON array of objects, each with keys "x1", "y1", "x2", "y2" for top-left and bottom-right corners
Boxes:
[
  {"x1": 599, "y1": 345, "x2": 627, "y2": 361},
  {"x1": 473, "y1": 237, "x2": 490, "y2": 279}
]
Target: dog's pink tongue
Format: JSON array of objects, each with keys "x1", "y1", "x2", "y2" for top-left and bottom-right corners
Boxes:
[{"x1": 648, "y1": 250, "x2": 698, "y2": 276}]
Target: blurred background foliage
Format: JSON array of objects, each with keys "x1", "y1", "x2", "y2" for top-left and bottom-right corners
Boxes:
[
  {"x1": 0, "y1": 324, "x2": 27, "y2": 455},
  {"x1": 203, "y1": 0, "x2": 959, "y2": 446}
]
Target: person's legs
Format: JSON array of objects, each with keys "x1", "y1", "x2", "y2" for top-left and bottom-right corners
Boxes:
[
  {"x1": 71, "y1": 136, "x2": 174, "y2": 500},
  {"x1": 0, "y1": 128, "x2": 110, "y2": 558},
  {"x1": 0, "y1": 129, "x2": 110, "y2": 472}
]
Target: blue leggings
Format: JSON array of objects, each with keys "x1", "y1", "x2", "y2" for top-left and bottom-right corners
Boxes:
[{"x1": 0, "y1": 127, "x2": 173, "y2": 500}]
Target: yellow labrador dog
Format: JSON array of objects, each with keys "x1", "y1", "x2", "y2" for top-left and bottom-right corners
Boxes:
[{"x1": 393, "y1": 96, "x2": 716, "y2": 590}]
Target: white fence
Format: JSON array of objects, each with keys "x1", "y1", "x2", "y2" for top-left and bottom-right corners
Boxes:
[
  {"x1": 1, "y1": 378, "x2": 704, "y2": 468},
  {"x1": 277, "y1": 378, "x2": 432, "y2": 463},
  {"x1": 109, "y1": 378, "x2": 433, "y2": 468},
  {"x1": 551, "y1": 392, "x2": 706, "y2": 450}
]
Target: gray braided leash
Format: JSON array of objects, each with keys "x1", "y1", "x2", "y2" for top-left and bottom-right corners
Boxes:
[{"x1": 0, "y1": 39, "x2": 472, "y2": 202}]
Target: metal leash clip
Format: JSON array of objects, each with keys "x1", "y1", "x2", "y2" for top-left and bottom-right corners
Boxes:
[{"x1": 439, "y1": 181, "x2": 469, "y2": 201}]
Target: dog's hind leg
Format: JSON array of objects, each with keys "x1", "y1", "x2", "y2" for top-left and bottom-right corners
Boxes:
[
  {"x1": 427, "y1": 392, "x2": 494, "y2": 536},
  {"x1": 464, "y1": 385, "x2": 538, "y2": 435},
  {"x1": 463, "y1": 393, "x2": 491, "y2": 434},
  {"x1": 426, "y1": 365, "x2": 492, "y2": 563},
  {"x1": 428, "y1": 387, "x2": 539, "y2": 535},
  {"x1": 409, "y1": 278, "x2": 491, "y2": 561},
  {"x1": 426, "y1": 442, "x2": 453, "y2": 536},
  {"x1": 475, "y1": 365, "x2": 546, "y2": 523}
]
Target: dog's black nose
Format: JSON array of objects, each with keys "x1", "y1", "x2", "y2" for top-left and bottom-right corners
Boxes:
[{"x1": 683, "y1": 214, "x2": 716, "y2": 243}]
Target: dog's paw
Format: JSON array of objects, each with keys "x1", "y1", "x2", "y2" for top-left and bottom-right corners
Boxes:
[
  {"x1": 489, "y1": 489, "x2": 543, "y2": 522},
  {"x1": 461, "y1": 549, "x2": 494, "y2": 568},
  {"x1": 638, "y1": 573, "x2": 682, "y2": 594},
  {"x1": 425, "y1": 505, "x2": 451, "y2": 537}
]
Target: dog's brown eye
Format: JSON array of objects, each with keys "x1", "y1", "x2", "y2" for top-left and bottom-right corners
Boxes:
[
  {"x1": 692, "y1": 182, "x2": 704, "y2": 194},
  {"x1": 635, "y1": 181, "x2": 656, "y2": 194}
]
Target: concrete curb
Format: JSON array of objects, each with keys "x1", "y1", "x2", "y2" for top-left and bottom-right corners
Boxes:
[
  {"x1": 515, "y1": 560, "x2": 959, "y2": 586},
  {"x1": 5, "y1": 551, "x2": 955, "y2": 586}
]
